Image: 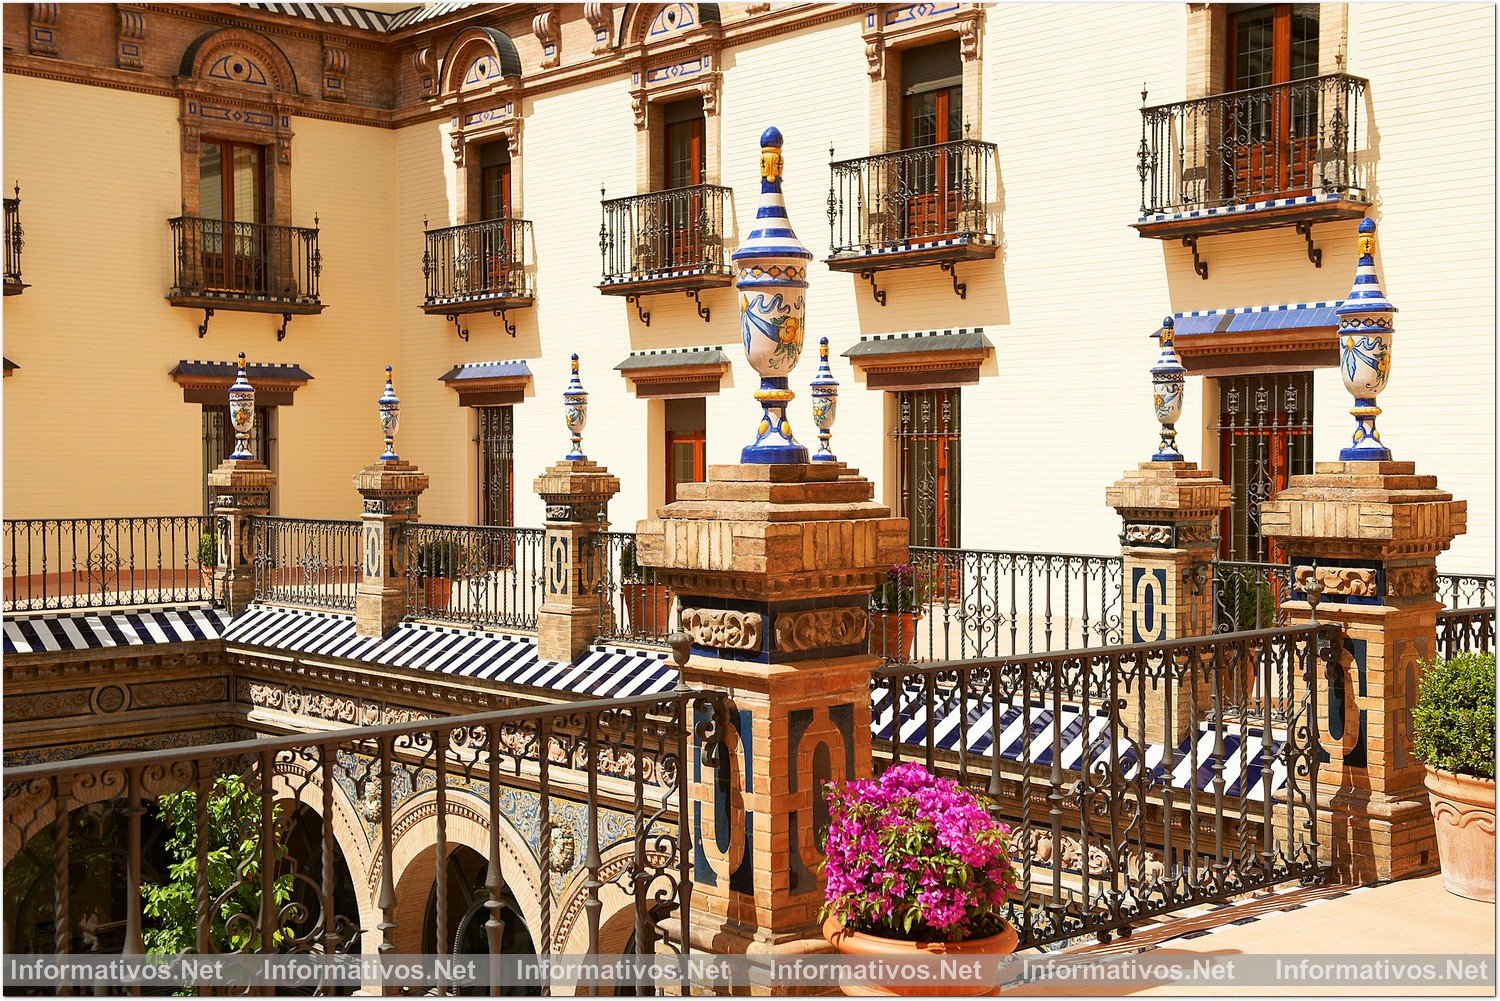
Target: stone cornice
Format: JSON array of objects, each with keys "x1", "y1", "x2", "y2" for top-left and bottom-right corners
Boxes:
[{"x1": 7, "y1": 3, "x2": 866, "y2": 130}]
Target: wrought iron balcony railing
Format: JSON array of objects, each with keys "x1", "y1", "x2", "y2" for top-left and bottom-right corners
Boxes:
[
  {"x1": 1138, "y1": 73, "x2": 1368, "y2": 217},
  {"x1": 827, "y1": 140, "x2": 997, "y2": 259},
  {"x1": 422, "y1": 217, "x2": 534, "y2": 309},
  {"x1": 168, "y1": 215, "x2": 323, "y2": 312},
  {"x1": 253, "y1": 516, "x2": 361, "y2": 611},
  {"x1": 5, "y1": 184, "x2": 25, "y2": 295},
  {"x1": 4, "y1": 516, "x2": 217, "y2": 612},
  {"x1": 599, "y1": 184, "x2": 732, "y2": 289}
]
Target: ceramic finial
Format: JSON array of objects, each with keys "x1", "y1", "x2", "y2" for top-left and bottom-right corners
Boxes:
[
  {"x1": 378, "y1": 365, "x2": 401, "y2": 462},
  {"x1": 1151, "y1": 316, "x2": 1185, "y2": 461},
  {"x1": 810, "y1": 336, "x2": 840, "y2": 462},
  {"x1": 228, "y1": 352, "x2": 256, "y2": 460},
  {"x1": 1335, "y1": 218, "x2": 1395, "y2": 461},
  {"x1": 563, "y1": 353, "x2": 589, "y2": 461}
]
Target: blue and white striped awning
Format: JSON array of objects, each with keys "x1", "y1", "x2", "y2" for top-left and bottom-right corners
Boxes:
[
  {"x1": 870, "y1": 683, "x2": 1288, "y2": 799},
  {"x1": 1161, "y1": 302, "x2": 1340, "y2": 339},
  {"x1": 2, "y1": 606, "x2": 231, "y2": 656},
  {"x1": 223, "y1": 605, "x2": 676, "y2": 698}
]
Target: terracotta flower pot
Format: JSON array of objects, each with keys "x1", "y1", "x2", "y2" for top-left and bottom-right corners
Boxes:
[
  {"x1": 1424, "y1": 765, "x2": 1496, "y2": 902},
  {"x1": 622, "y1": 581, "x2": 672, "y2": 634},
  {"x1": 871, "y1": 611, "x2": 922, "y2": 662},
  {"x1": 823, "y1": 916, "x2": 1017, "y2": 997}
]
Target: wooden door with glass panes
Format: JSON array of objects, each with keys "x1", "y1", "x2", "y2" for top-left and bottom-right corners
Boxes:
[
  {"x1": 664, "y1": 398, "x2": 706, "y2": 504},
  {"x1": 1227, "y1": 4, "x2": 1320, "y2": 203},
  {"x1": 662, "y1": 100, "x2": 706, "y2": 271},
  {"x1": 199, "y1": 140, "x2": 267, "y2": 293}
]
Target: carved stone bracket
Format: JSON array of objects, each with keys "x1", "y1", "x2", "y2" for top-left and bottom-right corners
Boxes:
[
  {"x1": 322, "y1": 41, "x2": 348, "y2": 101},
  {"x1": 584, "y1": 3, "x2": 612, "y2": 54},
  {"x1": 533, "y1": 8, "x2": 560, "y2": 69},
  {"x1": 1294, "y1": 564, "x2": 1378, "y2": 598},
  {"x1": 680, "y1": 608, "x2": 763, "y2": 651},
  {"x1": 1385, "y1": 565, "x2": 1439, "y2": 600},
  {"x1": 116, "y1": 8, "x2": 145, "y2": 71},
  {"x1": 774, "y1": 607, "x2": 868, "y2": 654},
  {"x1": 29, "y1": 3, "x2": 59, "y2": 58}
]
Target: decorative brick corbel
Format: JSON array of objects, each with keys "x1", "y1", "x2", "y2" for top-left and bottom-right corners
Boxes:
[
  {"x1": 631, "y1": 92, "x2": 646, "y2": 130},
  {"x1": 450, "y1": 127, "x2": 466, "y2": 167},
  {"x1": 275, "y1": 133, "x2": 292, "y2": 165},
  {"x1": 533, "y1": 8, "x2": 560, "y2": 69},
  {"x1": 865, "y1": 36, "x2": 884, "y2": 78},
  {"x1": 116, "y1": 8, "x2": 145, "y2": 71},
  {"x1": 29, "y1": 3, "x2": 59, "y2": 58},
  {"x1": 322, "y1": 41, "x2": 348, "y2": 101},
  {"x1": 584, "y1": 2, "x2": 612, "y2": 54},
  {"x1": 698, "y1": 77, "x2": 719, "y2": 117},
  {"x1": 498, "y1": 120, "x2": 521, "y2": 159},
  {"x1": 182, "y1": 122, "x2": 201, "y2": 155},
  {"x1": 411, "y1": 45, "x2": 436, "y2": 98},
  {"x1": 745, "y1": 2, "x2": 771, "y2": 13},
  {"x1": 958, "y1": 16, "x2": 979, "y2": 60}
]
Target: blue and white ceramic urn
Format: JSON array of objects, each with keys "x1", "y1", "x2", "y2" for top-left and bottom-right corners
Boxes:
[
  {"x1": 228, "y1": 352, "x2": 256, "y2": 460},
  {"x1": 1335, "y1": 218, "x2": 1395, "y2": 461},
  {"x1": 733, "y1": 126, "x2": 813, "y2": 464},
  {"x1": 563, "y1": 353, "x2": 589, "y2": 461},
  {"x1": 1151, "y1": 316, "x2": 1186, "y2": 461},
  {"x1": 809, "y1": 337, "x2": 839, "y2": 462},
  {"x1": 378, "y1": 365, "x2": 401, "y2": 461}
]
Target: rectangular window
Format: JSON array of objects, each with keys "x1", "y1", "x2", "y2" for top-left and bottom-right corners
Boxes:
[
  {"x1": 478, "y1": 141, "x2": 512, "y2": 221},
  {"x1": 899, "y1": 40, "x2": 964, "y2": 240},
  {"x1": 664, "y1": 397, "x2": 707, "y2": 504},
  {"x1": 1226, "y1": 4, "x2": 1321, "y2": 201},
  {"x1": 198, "y1": 139, "x2": 267, "y2": 293},
  {"x1": 662, "y1": 97, "x2": 706, "y2": 189},
  {"x1": 895, "y1": 388, "x2": 961, "y2": 548},
  {"x1": 477, "y1": 406, "x2": 515, "y2": 527},
  {"x1": 202, "y1": 405, "x2": 274, "y2": 516},
  {"x1": 1215, "y1": 372, "x2": 1313, "y2": 562}
]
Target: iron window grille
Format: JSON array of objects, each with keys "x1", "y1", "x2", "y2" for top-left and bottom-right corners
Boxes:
[
  {"x1": 894, "y1": 388, "x2": 961, "y2": 549},
  {"x1": 202, "y1": 405, "x2": 275, "y2": 516},
  {"x1": 1215, "y1": 372, "x2": 1312, "y2": 562},
  {"x1": 476, "y1": 406, "x2": 515, "y2": 528}
]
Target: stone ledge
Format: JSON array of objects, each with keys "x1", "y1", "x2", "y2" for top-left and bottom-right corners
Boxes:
[{"x1": 706, "y1": 462, "x2": 841, "y2": 483}]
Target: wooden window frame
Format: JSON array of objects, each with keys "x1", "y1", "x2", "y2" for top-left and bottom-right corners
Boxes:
[{"x1": 664, "y1": 428, "x2": 706, "y2": 504}]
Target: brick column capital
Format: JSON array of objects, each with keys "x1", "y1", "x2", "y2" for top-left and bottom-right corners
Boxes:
[
  {"x1": 532, "y1": 459, "x2": 621, "y2": 664},
  {"x1": 209, "y1": 457, "x2": 277, "y2": 615}
]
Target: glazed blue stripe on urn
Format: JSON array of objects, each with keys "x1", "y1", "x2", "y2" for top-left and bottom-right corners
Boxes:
[
  {"x1": 734, "y1": 126, "x2": 813, "y2": 464},
  {"x1": 378, "y1": 365, "x2": 401, "y2": 461},
  {"x1": 1335, "y1": 218, "x2": 1395, "y2": 461},
  {"x1": 563, "y1": 353, "x2": 589, "y2": 461},
  {"x1": 1151, "y1": 317, "x2": 1185, "y2": 461},
  {"x1": 228, "y1": 351, "x2": 256, "y2": 460}
]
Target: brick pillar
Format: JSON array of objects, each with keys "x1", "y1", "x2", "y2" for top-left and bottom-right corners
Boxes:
[
  {"x1": 636, "y1": 462, "x2": 906, "y2": 958},
  {"x1": 208, "y1": 458, "x2": 276, "y2": 614},
  {"x1": 533, "y1": 459, "x2": 621, "y2": 664},
  {"x1": 1105, "y1": 461, "x2": 1231, "y2": 744},
  {"x1": 353, "y1": 460, "x2": 429, "y2": 637},
  {"x1": 1262, "y1": 460, "x2": 1466, "y2": 881}
]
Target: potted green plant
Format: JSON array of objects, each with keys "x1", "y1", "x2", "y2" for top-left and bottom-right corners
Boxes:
[
  {"x1": 870, "y1": 562, "x2": 931, "y2": 662},
  {"x1": 197, "y1": 532, "x2": 218, "y2": 591},
  {"x1": 822, "y1": 763, "x2": 1020, "y2": 996},
  {"x1": 1413, "y1": 651, "x2": 1496, "y2": 902},
  {"x1": 412, "y1": 537, "x2": 465, "y2": 611},
  {"x1": 619, "y1": 539, "x2": 672, "y2": 634}
]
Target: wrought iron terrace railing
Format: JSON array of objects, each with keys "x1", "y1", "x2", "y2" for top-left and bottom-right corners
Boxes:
[
  {"x1": 4, "y1": 185, "x2": 24, "y2": 293},
  {"x1": 423, "y1": 217, "x2": 534, "y2": 307},
  {"x1": 871, "y1": 547, "x2": 1123, "y2": 665},
  {"x1": 168, "y1": 215, "x2": 322, "y2": 307},
  {"x1": 591, "y1": 530, "x2": 675, "y2": 647},
  {"x1": 1138, "y1": 73, "x2": 1368, "y2": 216},
  {"x1": 873, "y1": 623, "x2": 1339, "y2": 949},
  {"x1": 404, "y1": 523, "x2": 545, "y2": 632},
  {"x1": 599, "y1": 184, "x2": 731, "y2": 285},
  {"x1": 2, "y1": 690, "x2": 721, "y2": 986},
  {"x1": 1439, "y1": 606, "x2": 1497, "y2": 659},
  {"x1": 3, "y1": 516, "x2": 216, "y2": 612},
  {"x1": 253, "y1": 516, "x2": 361, "y2": 611},
  {"x1": 828, "y1": 139, "x2": 997, "y2": 256}
]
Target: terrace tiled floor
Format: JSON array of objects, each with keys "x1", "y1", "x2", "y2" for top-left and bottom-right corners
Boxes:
[{"x1": 1011, "y1": 874, "x2": 1495, "y2": 996}]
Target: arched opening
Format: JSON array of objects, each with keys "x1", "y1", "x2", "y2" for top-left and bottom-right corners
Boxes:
[
  {"x1": 2, "y1": 785, "x2": 361, "y2": 987},
  {"x1": 3, "y1": 803, "x2": 171, "y2": 958},
  {"x1": 420, "y1": 845, "x2": 539, "y2": 996}
]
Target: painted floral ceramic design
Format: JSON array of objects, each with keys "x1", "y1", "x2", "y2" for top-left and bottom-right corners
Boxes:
[
  {"x1": 563, "y1": 353, "x2": 589, "y2": 460},
  {"x1": 731, "y1": 125, "x2": 813, "y2": 464},
  {"x1": 1150, "y1": 316, "x2": 1186, "y2": 461},
  {"x1": 228, "y1": 352, "x2": 256, "y2": 460},
  {"x1": 1334, "y1": 218, "x2": 1396, "y2": 460},
  {"x1": 378, "y1": 365, "x2": 401, "y2": 461}
]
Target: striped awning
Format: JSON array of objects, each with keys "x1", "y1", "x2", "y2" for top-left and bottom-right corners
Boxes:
[
  {"x1": 223, "y1": 605, "x2": 676, "y2": 698},
  {"x1": 870, "y1": 682, "x2": 1288, "y2": 798},
  {"x1": 2, "y1": 606, "x2": 231, "y2": 656}
]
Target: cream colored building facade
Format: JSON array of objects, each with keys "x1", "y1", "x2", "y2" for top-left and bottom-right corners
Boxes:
[{"x1": 3, "y1": 0, "x2": 1494, "y2": 572}]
